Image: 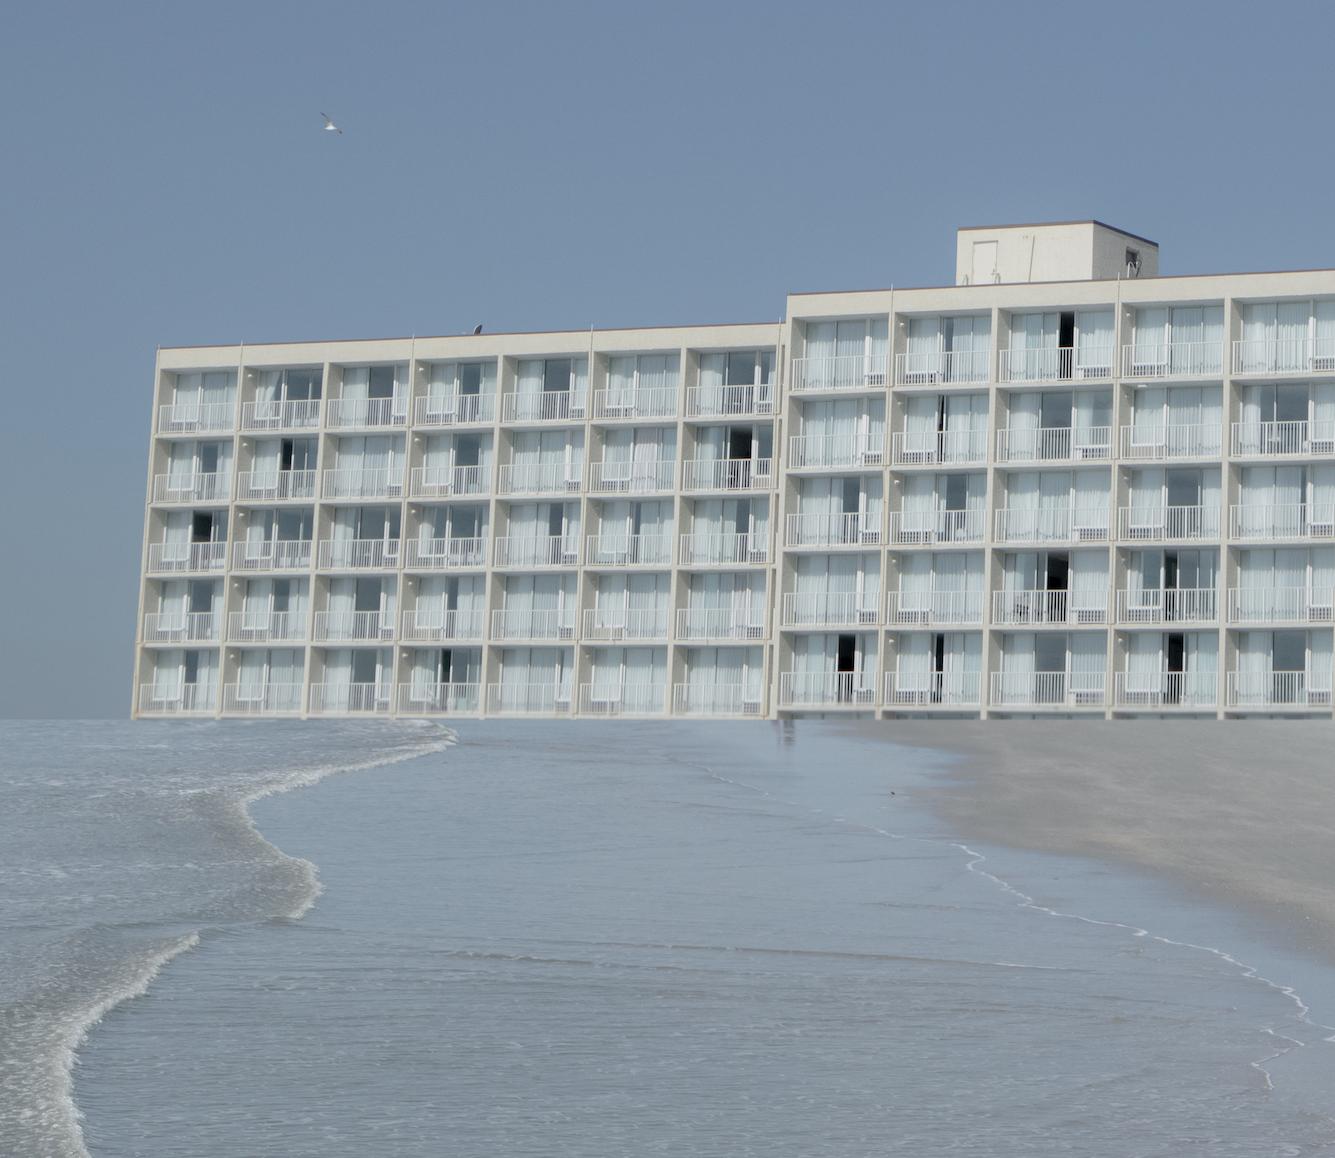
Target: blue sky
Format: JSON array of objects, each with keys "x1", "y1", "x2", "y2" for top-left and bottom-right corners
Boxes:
[{"x1": 4, "y1": 0, "x2": 1335, "y2": 717}]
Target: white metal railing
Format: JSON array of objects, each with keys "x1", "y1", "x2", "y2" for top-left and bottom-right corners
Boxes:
[
  {"x1": 888, "y1": 508, "x2": 986, "y2": 545},
  {"x1": 408, "y1": 464, "x2": 488, "y2": 497},
  {"x1": 994, "y1": 506, "x2": 1110, "y2": 544},
  {"x1": 781, "y1": 591, "x2": 880, "y2": 627},
  {"x1": 1227, "y1": 671, "x2": 1333, "y2": 709},
  {"x1": 994, "y1": 426, "x2": 1111, "y2": 463},
  {"x1": 884, "y1": 670, "x2": 981, "y2": 707},
  {"x1": 990, "y1": 672, "x2": 1106, "y2": 708},
  {"x1": 226, "y1": 610, "x2": 307, "y2": 642},
  {"x1": 585, "y1": 533, "x2": 673, "y2": 567},
  {"x1": 404, "y1": 537, "x2": 487, "y2": 569},
  {"x1": 152, "y1": 473, "x2": 229, "y2": 504},
  {"x1": 317, "y1": 538, "x2": 401, "y2": 570},
  {"x1": 675, "y1": 607, "x2": 768, "y2": 641},
  {"x1": 235, "y1": 470, "x2": 316, "y2": 501},
  {"x1": 1227, "y1": 587, "x2": 1335, "y2": 624},
  {"x1": 147, "y1": 541, "x2": 227, "y2": 573},
  {"x1": 777, "y1": 672, "x2": 877, "y2": 707},
  {"x1": 1232, "y1": 338, "x2": 1335, "y2": 376},
  {"x1": 672, "y1": 684, "x2": 765, "y2": 716},
  {"x1": 884, "y1": 589, "x2": 983, "y2": 626},
  {"x1": 889, "y1": 429, "x2": 986, "y2": 466},
  {"x1": 1119, "y1": 423, "x2": 1221, "y2": 460},
  {"x1": 222, "y1": 683, "x2": 305, "y2": 714},
  {"x1": 685, "y1": 383, "x2": 774, "y2": 417},
  {"x1": 792, "y1": 354, "x2": 889, "y2": 392},
  {"x1": 581, "y1": 607, "x2": 669, "y2": 641},
  {"x1": 1117, "y1": 505, "x2": 1218, "y2": 541},
  {"x1": 485, "y1": 682, "x2": 572, "y2": 714},
  {"x1": 158, "y1": 401, "x2": 235, "y2": 433},
  {"x1": 1229, "y1": 504, "x2": 1335, "y2": 540},
  {"x1": 395, "y1": 682, "x2": 482, "y2": 714},
  {"x1": 312, "y1": 609, "x2": 395, "y2": 641},
  {"x1": 678, "y1": 531, "x2": 769, "y2": 565},
  {"x1": 1114, "y1": 671, "x2": 1218, "y2": 709},
  {"x1": 787, "y1": 433, "x2": 886, "y2": 469},
  {"x1": 496, "y1": 462, "x2": 583, "y2": 495},
  {"x1": 591, "y1": 387, "x2": 678, "y2": 419},
  {"x1": 785, "y1": 511, "x2": 881, "y2": 548},
  {"x1": 894, "y1": 349, "x2": 989, "y2": 386},
  {"x1": 680, "y1": 457, "x2": 774, "y2": 492},
  {"x1": 992, "y1": 589, "x2": 1108, "y2": 626},
  {"x1": 587, "y1": 459, "x2": 675, "y2": 494},
  {"x1": 578, "y1": 683, "x2": 667, "y2": 716},
  {"x1": 1231, "y1": 420, "x2": 1335, "y2": 458},
  {"x1": 320, "y1": 467, "x2": 404, "y2": 500},
  {"x1": 137, "y1": 683, "x2": 216, "y2": 714},
  {"x1": 240, "y1": 399, "x2": 321, "y2": 431},
  {"x1": 1116, "y1": 587, "x2": 1217, "y2": 624},
  {"x1": 400, "y1": 608, "x2": 486, "y2": 641},
  {"x1": 325, "y1": 397, "x2": 408, "y2": 428},
  {"x1": 501, "y1": 391, "x2": 585, "y2": 423},
  {"x1": 493, "y1": 534, "x2": 580, "y2": 568},
  {"x1": 142, "y1": 611, "x2": 219, "y2": 643},
  {"x1": 308, "y1": 682, "x2": 393, "y2": 714},
  {"x1": 998, "y1": 346, "x2": 1115, "y2": 383},
  {"x1": 412, "y1": 394, "x2": 494, "y2": 426},
  {"x1": 1121, "y1": 341, "x2": 1224, "y2": 379},
  {"x1": 231, "y1": 540, "x2": 312, "y2": 571},
  {"x1": 490, "y1": 608, "x2": 576, "y2": 641}
]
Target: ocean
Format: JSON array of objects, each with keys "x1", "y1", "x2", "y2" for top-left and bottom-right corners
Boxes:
[{"x1": 3, "y1": 720, "x2": 1335, "y2": 1156}]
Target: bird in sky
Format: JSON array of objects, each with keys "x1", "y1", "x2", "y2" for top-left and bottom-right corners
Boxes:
[{"x1": 320, "y1": 113, "x2": 342, "y2": 135}]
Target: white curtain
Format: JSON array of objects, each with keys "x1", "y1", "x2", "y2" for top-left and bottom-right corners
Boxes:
[{"x1": 1075, "y1": 310, "x2": 1114, "y2": 375}]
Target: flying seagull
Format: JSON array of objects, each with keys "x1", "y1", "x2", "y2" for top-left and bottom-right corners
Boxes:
[{"x1": 320, "y1": 113, "x2": 342, "y2": 135}]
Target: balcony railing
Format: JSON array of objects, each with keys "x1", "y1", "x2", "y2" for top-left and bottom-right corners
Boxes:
[
  {"x1": 990, "y1": 672, "x2": 1106, "y2": 708},
  {"x1": 308, "y1": 682, "x2": 393, "y2": 714},
  {"x1": 501, "y1": 391, "x2": 585, "y2": 423},
  {"x1": 400, "y1": 608, "x2": 486, "y2": 641},
  {"x1": 578, "y1": 683, "x2": 667, "y2": 716},
  {"x1": 231, "y1": 540, "x2": 312, "y2": 571},
  {"x1": 994, "y1": 426, "x2": 1111, "y2": 463},
  {"x1": 1116, "y1": 587, "x2": 1217, "y2": 624},
  {"x1": 408, "y1": 464, "x2": 489, "y2": 498},
  {"x1": 1114, "y1": 671, "x2": 1218, "y2": 709},
  {"x1": 404, "y1": 537, "x2": 487, "y2": 569},
  {"x1": 1229, "y1": 504, "x2": 1335, "y2": 541},
  {"x1": 1232, "y1": 338, "x2": 1335, "y2": 376},
  {"x1": 680, "y1": 457, "x2": 773, "y2": 492},
  {"x1": 675, "y1": 607, "x2": 768, "y2": 641},
  {"x1": 147, "y1": 541, "x2": 227, "y2": 573},
  {"x1": 884, "y1": 670, "x2": 981, "y2": 707},
  {"x1": 1117, "y1": 505, "x2": 1218, "y2": 542},
  {"x1": 485, "y1": 681, "x2": 573, "y2": 714},
  {"x1": 994, "y1": 506, "x2": 1109, "y2": 544},
  {"x1": 684, "y1": 383, "x2": 774, "y2": 417},
  {"x1": 325, "y1": 397, "x2": 408, "y2": 428},
  {"x1": 320, "y1": 467, "x2": 404, "y2": 500},
  {"x1": 677, "y1": 531, "x2": 769, "y2": 566},
  {"x1": 158, "y1": 401, "x2": 235, "y2": 434},
  {"x1": 143, "y1": 611, "x2": 220, "y2": 643},
  {"x1": 884, "y1": 589, "x2": 983, "y2": 626},
  {"x1": 672, "y1": 684, "x2": 765, "y2": 716},
  {"x1": 316, "y1": 538, "x2": 400, "y2": 570},
  {"x1": 1119, "y1": 423, "x2": 1222, "y2": 461},
  {"x1": 787, "y1": 433, "x2": 885, "y2": 470},
  {"x1": 792, "y1": 354, "x2": 889, "y2": 392},
  {"x1": 226, "y1": 610, "x2": 307, "y2": 643},
  {"x1": 591, "y1": 387, "x2": 678, "y2": 420},
  {"x1": 137, "y1": 683, "x2": 217, "y2": 715},
  {"x1": 1227, "y1": 587, "x2": 1335, "y2": 624},
  {"x1": 240, "y1": 399, "x2": 321, "y2": 431},
  {"x1": 1231, "y1": 420, "x2": 1335, "y2": 458},
  {"x1": 998, "y1": 346, "x2": 1114, "y2": 383},
  {"x1": 395, "y1": 682, "x2": 482, "y2": 714},
  {"x1": 581, "y1": 607, "x2": 669, "y2": 641},
  {"x1": 493, "y1": 534, "x2": 581, "y2": 568},
  {"x1": 585, "y1": 532, "x2": 673, "y2": 567},
  {"x1": 152, "y1": 473, "x2": 230, "y2": 504},
  {"x1": 1121, "y1": 341, "x2": 1224, "y2": 379},
  {"x1": 894, "y1": 349, "x2": 989, "y2": 386},
  {"x1": 781, "y1": 592, "x2": 880, "y2": 628},
  {"x1": 1226, "y1": 671, "x2": 1333, "y2": 709},
  {"x1": 490, "y1": 608, "x2": 576, "y2": 641},
  {"x1": 496, "y1": 462, "x2": 583, "y2": 496},
  {"x1": 992, "y1": 589, "x2": 1108, "y2": 626},
  {"x1": 235, "y1": 470, "x2": 317, "y2": 502},
  {"x1": 889, "y1": 429, "x2": 986, "y2": 467},
  {"x1": 887, "y1": 508, "x2": 985, "y2": 546},
  {"x1": 777, "y1": 672, "x2": 877, "y2": 707},
  {"x1": 413, "y1": 394, "x2": 494, "y2": 426},
  {"x1": 222, "y1": 682, "x2": 305, "y2": 714},
  {"x1": 785, "y1": 511, "x2": 881, "y2": 549},
  {"x1": 311, "y1": 609, "x2": 395, "y2": 642},
  {"x1": 587, "y1": 460, "x2": 675, "y2": 494}
]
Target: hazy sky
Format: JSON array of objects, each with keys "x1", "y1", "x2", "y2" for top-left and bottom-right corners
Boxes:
[{"x1": 5, "y1": 0, "x2": 1335, "y2": 717}]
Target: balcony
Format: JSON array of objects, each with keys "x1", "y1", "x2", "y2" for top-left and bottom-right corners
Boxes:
[
  {"x1": 1119, "y1": 423, "x2": 1221, "y2": 461},
  {"x1": 325, "y1": 397, "x2": 408, "y2": 429},
  {"x1": 308, "y1": 682, "x2": 393, "y2": 714},
  {"x1": 994, "y1": 427, "x2": 1111, "y2": 464},
  {"x1": 158, "y1": 402, "x2": 235, "y2": 434},
  {"x1": 1113, "y1": 672, "x2": 1218, "y2": 709},
  {"x1": 894, "y1": 350, "x2": 989, "y2": 386},
  {"x1": 1117, "y1": 505, "x2": 1218, "y2": 542},
  {"x1": 413, "y1": 394, "x2": 495, "y2": 426},
  {"x1": 399, "y1": 608, "x2": 486, "y2": 642},
  {"x1": 231, "y1": 540, "x2": 312, "y2": 571},
  {"x1": 992, "y1": 589, "x2": 1108, "y2": 627},
  {"x1": 889, "y1": 430, "x2": 986, "y2": 467},
  {"x1": 792, "y1": 354, "x2": 888, "y2": 393},
  {"x1": 672, "y1": 684, "x2": 764, "y2": 716},
  {"x1": 152, "y1": 473, "x2": 230, "y2": 504},
  {"x1": 787, "y1": 433, "x2": 885, "y2": 470},
  {"x1": 1230, "y1": 421, "x2": 1335, "y2": 458},
  {"x1": 490, "y1": 608, "x2": 576, "y2": 641},
  {"x1": 998, "y1": 346, "x2": 1114, "y2": 384},
  {"x1": 1232, "y1": 338, "x2": 1335, "y2": 377},
  {"x1": 137, "y1": 683, "x2": 217, "y2": 715},
  {"x1": 885, "y1": 589, "x2": 983, "y2": 627},
  {"x1": 777, "y1": 672, "x2": 877, "y2": 708},
  {"x1": 316, "y1": 538, "x2": 400, "y2": 570},
  {"x1": 1229, "y1": 504, "x2": 1335, "y2": 541},
  {"x1": 142, "y1": 611, "x2": 220, "y2": 644},
  {"x1": 677, "y1": 531, "x2": 768, "y2": 566},
  {"x1": 781, "y1": 592, "x2": 880, "y2": 629},
  {"x1": 496, "y1": 462, "x2": 583, "y2": 496},
  {"x1": 582, "y1": 607, "x2": 670, "y2": 641},
  {"x1": 1116, "y1": 588, "x2": 1217, "y2": 625},
  {"x1": 1227, "y1": 587, "x2": 1335, "y2": 625},
  {"x1": 226, "y1": 610, "x2": 307, "y2": 643},
  {"x1": 591, "y1": 387, "x2": 678, "y2": 420},
  {"x1": 989, "y1": 672, "x2": 1106, "y2": 709},
  {"x1": 501, "y1": 391, "x2": 584, "y2": 424},
  {"x1": 685, "y1": 384, "x2": 774, "y2": 418},
  {"x1": 884, "y1": 670, "x2": 981, "y2": 708},
  {"x1": 221, "y1": 682, "x2": 305, "y2": 714},
  {"x1": 1226, "y1": 671, "x2": 1333, "y2": 709},
  {"x1": 408, "y1": 465, "x2": 489, "y2": 498},
  {"x1": 312, "y1": 609, "x2": 395, "y2": 642},
  {"x1": 585, "y1": 532, "x2": 673, "y2": 567},
  {"x1": 395, "y1": 682, "x2": 482, "y2": 714},
  {"x1": 485, "y1": 682, "x2": 572, "y2": 715},
  {"x1": 1121, "y1": 341, "x2": 1224, "y2": 380},
  {"x1": 993, "y1": 506, "x2": 1110, "y2": 545},
  {"x1": 578, "y1": 682, "x2": 667, "y2": 716},
  {"x1": 320, "y1": 467, "x2": 404, "y2": 501},
  {"x1": 888, "y1": 508, "x2": 985, "y2": 546},
  {"x1": 785, "y1": 512, "x2": 881, "y2": 549},
  {"x1": 587, "y1": 459, "x2": 675, "y2": 495},
  {"x1": 492, "y1": 534, "x2": 580, "y2": 568},
  {"x1": 403, "y1": 537, "x2": 487, "y2": 570},
  {"x1": 235, "y1": 470, "x2": 317, "y2": 502},
  {"x1": 240, "y1": 399, "x2": 320, "y2": 432},
  {"x1": 147, "y1": 541, "x2": 227, "y2": 574},
  {"x1": 675, "y1": 607, "x2": 768, "y2": 642},
  {"x1": 680, "y1": 457, "x2": 773, "y2": 492}
]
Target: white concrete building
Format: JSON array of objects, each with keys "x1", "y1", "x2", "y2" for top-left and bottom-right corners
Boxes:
[{"x1": 135, "y1": 220, "x2": 1335, "y2": 719}]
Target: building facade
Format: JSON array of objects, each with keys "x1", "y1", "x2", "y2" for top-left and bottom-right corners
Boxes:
[{"x1": 135, "y1": 221, "x2": 1335, "y2": 719}]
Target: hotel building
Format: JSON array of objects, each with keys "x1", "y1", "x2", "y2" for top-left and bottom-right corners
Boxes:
[{"x1": 135, "y1": 220, "x2": 1335, "y2": 719}]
